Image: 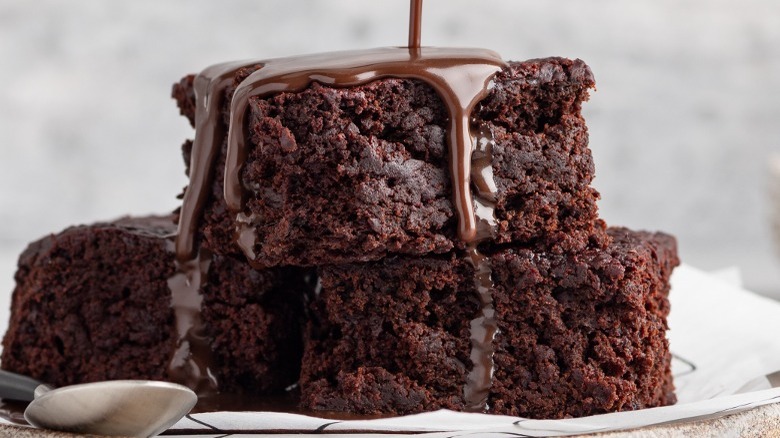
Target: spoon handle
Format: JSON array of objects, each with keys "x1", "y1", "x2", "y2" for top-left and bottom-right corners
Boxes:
[{"x1": 0, "y1": 369, "x2": 44, "y2": 402}]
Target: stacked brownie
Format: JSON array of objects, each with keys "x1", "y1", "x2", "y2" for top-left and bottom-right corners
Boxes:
[
  {"x1": 1, "y1": 55, "x2": 679, "y2": 419},
  {"x1": 169, "y1": 56, "x2": 678, "y2": 417}
]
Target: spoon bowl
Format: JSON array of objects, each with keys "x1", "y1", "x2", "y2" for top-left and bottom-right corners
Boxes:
[
  {"x1": 0, "y1": 370, "x2": 197, "y2": 438},
  {"x1": 23, "y1": 380, "x2": 196, "y2": 437}
]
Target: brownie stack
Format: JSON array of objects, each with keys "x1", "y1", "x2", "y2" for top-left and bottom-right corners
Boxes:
[
  {"x1": 2, "y1": 56, "x2": 679, "y2": 419},
  {"x1": 170, "y1": 56, "x2": 678, "y2": 417}
]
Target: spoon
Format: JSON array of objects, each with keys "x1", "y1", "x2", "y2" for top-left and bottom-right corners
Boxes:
[{"x1": 0, "y1": 369, "x2": 197, "y2": 437}]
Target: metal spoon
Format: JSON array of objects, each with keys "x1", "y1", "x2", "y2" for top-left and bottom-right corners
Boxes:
[{"x1": 0, "y1": 369, "x2": 197, "y2": 437}]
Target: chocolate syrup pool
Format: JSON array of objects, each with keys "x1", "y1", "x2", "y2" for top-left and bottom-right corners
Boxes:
[
  {"x1": 171, "y1": 0, "x2": 507, "y2": 412},
  {"x1": 0, "y1": 392, "x2": 398, "y2": 426}
]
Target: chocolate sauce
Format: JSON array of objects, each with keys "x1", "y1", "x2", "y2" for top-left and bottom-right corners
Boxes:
[
  {"x1": 0, "y1": 393, "x2": 396, "y2": 427},
  {"x1": 169, "y1": 60, "x2": 263, "y2": 394},
  {"x1": 166, "y1": 242, "x2": 218, "y2": 394},
  {"x1": 463, "y1": 124, "x2": 499, "y2": 410},
  {"x1": 191, "y1": 391, "x2": 397, "y2": 421},
  {"x1": 175, "y1": 60, "x2": 262, "y2": 262},
  {"x1": 409, "y1": 0, "x2": 423, "y2": 49},
  {"x1": 172, "y1": 0, "x2": 505, "y2": 413},
  {"x1": 0, "y1": 400, "x2": 28, "y2": 426}
]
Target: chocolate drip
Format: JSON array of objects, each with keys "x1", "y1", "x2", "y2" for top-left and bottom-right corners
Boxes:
[
  {"x1": 463, "y1": 123, "x2": 499, "y2": 410},
  {"x1": 170, "y1": 60, "x2": 261, "y2": 394},
  {"x1": 176, "y1": 60, "x2": 262, "y2": 263},
  {"x1": 165, "y1": 243, "x2": 218, "y2": 395},
  {"x1": 470, "y1": 123, "x2": 499, "y2": 239}
]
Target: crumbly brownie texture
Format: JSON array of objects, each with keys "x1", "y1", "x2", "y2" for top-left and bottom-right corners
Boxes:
[
  {"x1": 1, "y1": 216, "x2": 309, "y2": 395},
  {"x1": 172, "y1": 57, "x2": 604, "y2": 268},
  {"x1": 300, "y1": 227, "x2": 678, "y2": 418}
]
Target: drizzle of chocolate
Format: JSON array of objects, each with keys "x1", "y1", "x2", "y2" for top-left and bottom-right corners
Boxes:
[
  {"x1": 170, "y1": 60, "x2": 262, "y2": 394},
  {"x1": 462, "y1": 123, "x2": 500, "y2": 410},
  {"x1": 0, "y1": 400, "x2": 28, "y2": 426},
  {"x1": 0, "y1": 392, "x2": 398, "y2": 426},
  {"x1": 176, "y1": 60, "x2": 263, "y2": 262},
  {"x1": 165, "y1": 241, "x2": 218, "y2": 395}
]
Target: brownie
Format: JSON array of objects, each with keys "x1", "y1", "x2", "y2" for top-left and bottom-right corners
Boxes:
[
  {"x1": 172, "y1": 57, "x2": 604, "y2": 268},
  {"x1": 0, "y1": 216, "x2": 310, "y2": 395},
  {"x1": 300, "y1": 227, "x2": 678, "y2": 418}
]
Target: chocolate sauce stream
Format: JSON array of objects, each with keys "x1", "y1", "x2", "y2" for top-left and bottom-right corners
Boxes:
[
  {"x1": 463, "y1": 123, "x2": 499, "y2": 410},
  {"x1": 176, "y1": 60, "x2": 262, "y2": 262},
  {"x1": 409, "y1": 0, "x2": 423, "y2": 49},
  {"x1": 166, "y1": 243, "x2": 218, "y2": 395},
  {"x1": 0, "y1": 392, "x2": 400, "y2": 426}
]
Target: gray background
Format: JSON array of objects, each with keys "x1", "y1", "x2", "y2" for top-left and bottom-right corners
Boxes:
[{"x1": 1, "y1": 0, "x2": 780, "y2": 332}]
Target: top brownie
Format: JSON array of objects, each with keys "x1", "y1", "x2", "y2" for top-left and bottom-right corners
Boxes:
[{"x1": 173, "y1": 57, "x2": 604, "y2": 267}]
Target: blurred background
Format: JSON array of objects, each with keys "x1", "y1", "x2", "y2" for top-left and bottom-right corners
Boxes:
[{"x1": 1, "y1": 0, "x2": 779, "y2": 332}]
